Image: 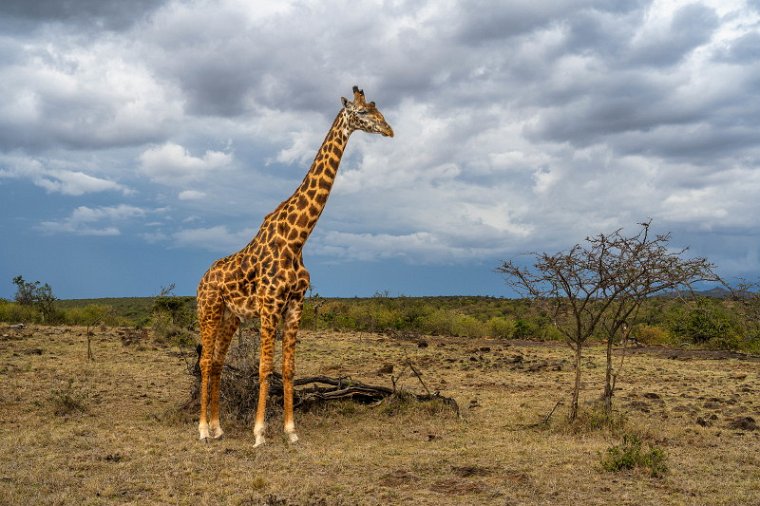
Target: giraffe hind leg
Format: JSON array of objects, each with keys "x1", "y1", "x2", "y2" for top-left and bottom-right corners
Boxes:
[
  {"x1": 197, "y1": 290, "x2": 227, "y2": 442},
  {"x1": 208, "y1": 309, "x2": 239, "y2": 439},
  {"x1": 198, "y1": 316, "x2": 215, "y2": 441},
  {"x1": 253, "y1": 308, "x2": 281, "y2": 448}
]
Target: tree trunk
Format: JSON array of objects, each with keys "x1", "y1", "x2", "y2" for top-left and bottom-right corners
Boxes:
[
  {"x1": 569, "y1": 343, "x2": 583, "y2": 421},
  {"x1": 603, "y1": 335, "x2": 614, "y2": 415}
]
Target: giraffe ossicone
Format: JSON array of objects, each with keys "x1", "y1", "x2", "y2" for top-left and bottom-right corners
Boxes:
[{"x1": 196, "y1": 86, "x2": 393, "y2": 445}]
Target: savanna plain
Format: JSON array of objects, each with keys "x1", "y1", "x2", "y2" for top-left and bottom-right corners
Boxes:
[{"x1": 1, "y1": 323, "x2": 759, "y2": 505}]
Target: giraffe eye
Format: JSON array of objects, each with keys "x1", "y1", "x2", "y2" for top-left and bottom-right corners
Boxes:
[{"x1": 357, "y1": 110, "x2": 369, "y2": 115}]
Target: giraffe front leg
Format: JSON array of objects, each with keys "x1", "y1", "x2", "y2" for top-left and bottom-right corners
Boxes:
[
  {"x1": 282, "y1": 297, "x2": 303, "y2": 444},
  {"x1": 253, "y1": 312, "x2": 278, "y2": 448}
]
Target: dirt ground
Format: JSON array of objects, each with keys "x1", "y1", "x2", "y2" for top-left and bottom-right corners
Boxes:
[{"x1": 1, "y1": 324, "x2": 759, "y2": 505}]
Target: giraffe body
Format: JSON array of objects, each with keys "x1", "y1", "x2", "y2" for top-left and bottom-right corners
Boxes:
[{"x1": 196, "y1": 87, "x2": 393, "y2": 445}]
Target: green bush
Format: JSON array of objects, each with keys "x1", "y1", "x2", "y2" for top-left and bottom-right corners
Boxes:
[
  {"x1": 704, "y1": 334, "x2": 742, "y2": 351},
  {"x1": 63, "y1": 304, "x2": 117, "y2": 327},
  {"x1": 419, "y1": 309, "x2": 455, "y2": 336},
  {"x1": 0, "y1": 301, "x2": 39, "y2": 323},
  {"x1": 601, "y1": 434, "x2": 668, "y2": 478},
  {"x1": 668, "y1": 298, "x2": 742, "y2": 345},
  {"x1": 540, "y1": 323, "x2": 564, "y2": 341},
  {"x1": 349, "y1": 304, "x2": 403, "y2": 332},
  {"x1": 513, "y1": 318, "x2": 540, "y2": 339},
  {"x1": 451, "y1": 313, "x2": 487, "y2": 338},
  {"x1": 488, "y1": 316, "x2": 516, "y2": 339},
  {"x1": 151, "y1": 310, "x2": 194, "y2": 346}
]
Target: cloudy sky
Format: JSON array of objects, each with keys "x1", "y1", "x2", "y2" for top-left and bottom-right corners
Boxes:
[{"x1": 1, "y1": 0, "x2": 758, "y2": 299}]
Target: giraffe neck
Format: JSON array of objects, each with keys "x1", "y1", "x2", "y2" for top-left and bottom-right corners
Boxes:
[{"x1": 276, "y1": 110, "x2": 351, "y2": 251}]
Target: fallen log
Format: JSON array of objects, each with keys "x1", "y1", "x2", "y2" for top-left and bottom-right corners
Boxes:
[{"x1": 184, "y1": 344, "x2": 459, "y2": 418}]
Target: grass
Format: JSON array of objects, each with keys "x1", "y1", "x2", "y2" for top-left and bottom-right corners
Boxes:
[
  {"x1": 1, "y1": 324, "x2": 759, "y2": 505},
  {"x1": 49, "y1": 378, "x2": 89, "y2": 417}
]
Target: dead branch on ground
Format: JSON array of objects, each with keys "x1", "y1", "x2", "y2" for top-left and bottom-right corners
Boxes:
[{"x1": 184, "y1": 344, "x2": 459, "y2": 418}]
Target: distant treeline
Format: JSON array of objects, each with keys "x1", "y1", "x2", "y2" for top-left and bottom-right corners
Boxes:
[{"x1": 1, "y1": 293, "x2": 758, "y2": 353}]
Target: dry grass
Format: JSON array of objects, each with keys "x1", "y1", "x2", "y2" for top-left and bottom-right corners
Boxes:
[{"x1": 1, "y1": 324, "x2": 759, "y2": 505}]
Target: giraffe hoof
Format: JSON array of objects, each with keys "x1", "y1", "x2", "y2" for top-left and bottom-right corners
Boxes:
[
  {"x1": 253, "y1": 435, "x2": 266, "y2": 448},
  {"x1": 210, "y1": 427, "x2": 224, "y2": 439},
  {"x1": 199, "y1": 426, "x2": 210, "y2": 441},
  {"x1": 287, "y1": 432, "x2": 299, "y2": 444}
]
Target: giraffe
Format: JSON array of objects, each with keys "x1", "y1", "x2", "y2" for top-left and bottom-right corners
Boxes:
[{"x1": 196, "y1": 86, "x2": 393, "y2": 446}]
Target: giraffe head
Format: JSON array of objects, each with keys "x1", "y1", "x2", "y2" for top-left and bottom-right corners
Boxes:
[{"x1": 341, "y1": 86, "x2": 394, "y2": 137}]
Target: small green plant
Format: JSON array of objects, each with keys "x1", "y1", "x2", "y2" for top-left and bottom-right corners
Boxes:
[{"x1": 601, "y1": 434, "x2": 668, "y2": 478}]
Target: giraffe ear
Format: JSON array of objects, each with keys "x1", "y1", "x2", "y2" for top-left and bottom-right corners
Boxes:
[{"x1": 341, "y1": 96, "x2": 350, "y2": 107}]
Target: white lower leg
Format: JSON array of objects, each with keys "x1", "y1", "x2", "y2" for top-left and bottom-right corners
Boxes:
[
  {"x1": 284, "y1": 421, "x2": 299, "y2": 444},
  {"x1": 198, "y1": 422, "x2": 210, "y2": 441},
  {"x1": 209, "y1": 420, "x2": 224, "y2": 439},
  {"x1": 253, "y1": 422, "x2": 266, "y2": 447}
]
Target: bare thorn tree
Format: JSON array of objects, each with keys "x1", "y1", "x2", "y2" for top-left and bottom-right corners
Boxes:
[{"x1": 498, "y1": 221, "x2": 720, "y2": 421}]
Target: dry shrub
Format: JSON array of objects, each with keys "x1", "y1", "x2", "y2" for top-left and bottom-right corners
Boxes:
[
  {"x1": 49, "y1": 379, "x2": 88, "y2": 416},
  {"x1": 634, "y1": 324, "x2": 672, "y2": 346},
  {"x1": 186, "y1": 338, "x2": 266, "y2": 424}
]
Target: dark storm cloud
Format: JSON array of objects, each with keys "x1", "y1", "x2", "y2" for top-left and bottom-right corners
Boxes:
[
  {"x1": 627, "y1": 3, "x2": 719, "y2": 67},
  {"x1": 612, "y1": 124, "x2": 760, "y2": 162},
  {"x1": 0, "y1": 0, "x2": 168, "y2": 31},
  {"x1": 453, "y1": 0, "x2": 646, "y2": 46},
  {"x1": 140, "y1": 5, "x2": 341, "y2": 117},
  {"x1": 562, "y1": 8, "x2": 641, "y2": 60},
  {"x1": 716, "y1": 31, "x2": 760, "y2": 63},
  {"x1": 525, "y1": 74, "x2": 697, "y2": 144}
]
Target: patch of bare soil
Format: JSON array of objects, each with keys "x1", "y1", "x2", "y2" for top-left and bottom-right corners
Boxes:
[{"x1": 626, "y1": 346, "x2": 760, "y2": 362}]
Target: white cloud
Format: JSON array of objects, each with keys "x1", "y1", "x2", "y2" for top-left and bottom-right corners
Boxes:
[
  {"x1": 0, "y1": 36, "x2": 182, "y2": 151},
  {"x1": 138, "y1": 143, "x2": 232, "y2": 185},
  {"x1": 178, "y1": 189, "x2": 206, "y2": 200},
  {"x1": 172, "y1": 225, "x2": 256, "y2": 252},
  {"x1": 38, "y1": 204, "x2": 147, "y2": 236},
  {"x1": 0, "y1": 154, "x2": 130, "y2": 195},
  {"x1": 35, "y1": 170, "x2": 130, "y2": 196}
]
